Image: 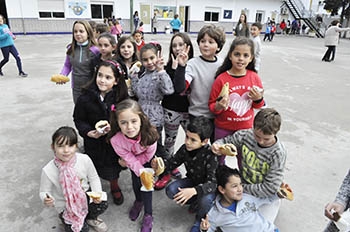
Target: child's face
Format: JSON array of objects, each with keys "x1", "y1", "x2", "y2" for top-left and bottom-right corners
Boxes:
[
  {"x1": 98, "y1": 37, "x2": 116, "y2": 59},
  {"x1": 141, "y1": 49, "x2": 158, "y2": 71},
  {"x1": 0, "y1": 16, "x2": 4, "y2": 25},
  {"x1": 229, "y1": 44, "x2": 253, "y2": 74},
  {"x1": 250, "y1": 26, "x2": 261, "y2": 37},
  {"x1": 119, "y1": 40, "x2": 135, "y2": 60},
  {"x1": 220, "y1": 175, "x2": 243, "y2": 201},
  {"x1": 96, "y1": 65, "x2": 117, "y2": 96},
  {"x1": 253, "y1": 129, "x2": 276, "y2": 148},
  {"x1": 73, "y1": 23, "x2": 88, "y2": 43},
  {"x1": 199, "y1": 34, "x2": 219, "y2": 60},
  {"x1": 171, "y1": 36, "x2": 187, "y2": 57},
  {"x1": 52, "y1": 141, "x2": 77, "y2": 162},
  {"x1": 133, "y1": 33, "x2": 142, "y2": 42},
  {"x1": 184, "y1": 131, "x2": 207, "y2": 151},
  {"x1": 117, "y1": 109, "x2": 141, "y2": 139}
]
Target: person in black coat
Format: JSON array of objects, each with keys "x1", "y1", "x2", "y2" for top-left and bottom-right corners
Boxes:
[{"x1": 73, "y1": 60, "x2": 129, "y2": 205}]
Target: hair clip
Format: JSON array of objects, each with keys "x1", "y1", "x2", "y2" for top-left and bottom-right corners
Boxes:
[
  {"x1": 111, "y1": 104, "x2": 116, "y2": 112},
  {"x1": 149, "y1": 41, "x2": 162, "y2": 51},
  {"x1": 105, "y1": 60, "x2": 124, "y2": 75}
]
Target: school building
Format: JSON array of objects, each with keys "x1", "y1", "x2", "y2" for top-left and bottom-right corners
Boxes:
[{"x1": 0, "y1": 0, "x2": 325, "y2": 35}]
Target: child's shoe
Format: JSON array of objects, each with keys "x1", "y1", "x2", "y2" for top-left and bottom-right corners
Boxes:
[
  {"x1": 19, "y1": 72, "x2": 28, "y2": 77},
  {"x1": 154, "y1": 173, "x2": 171, "y2": 190},
  {"x1": 0, "y1": 70, "x2": 3, "y2": 76},
  {"x1": 141, "y1": 214, "x2": 153, "y2": 232},
  {"x1": 111, "y1": 188, "x2": 124, "y2": 205},
  {"x1": 129, "y1": 200, "x2": 143, "y2": 221},
  {"x1": 171, "y1": 168, "x2": 182, "y2": 179},
  {"x1": 189, "y1": 220, "x2": 201, "y2": 232},
  {"x1": 86, "y1": 217, "x2": 108, "y2": 232}
]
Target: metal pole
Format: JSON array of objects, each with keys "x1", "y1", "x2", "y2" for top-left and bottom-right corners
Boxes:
[{"x1": 130, "y1": 0, "x2": 133, "y2": 33}]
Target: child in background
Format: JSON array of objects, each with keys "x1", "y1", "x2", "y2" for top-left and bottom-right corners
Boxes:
[
  {"x1": 250, "y1": 22, "x2": 262, "y2": 72},
  {"x1": 110, "y1": 20, "x2": 122, "y2": 42},
  {"x1": 130, "y1": 43, "x2": 174, "y2": 167},
  {"x1": 0, "y1": 14, "x2": 28, "y2": 77},
  {"x1": 200, "y1": 165, "x2": 279, "y2": 232},
  {"x1": 88, "y1": 20, "x2": 97, "y2": 42},
  {"x1": 211, "y1": 108, "x2": 287, "y2": 223},
  {"x1": 60, "y1": 20, "x2": 100, "y2": 104},
  {"x1": 173, "y1": 24, "x2": 226, "y2": 142},
  {"x1": 95, "y1": 23, "x2": 109, "y2": 37},
  {"x1": 152, "y1": 116, "x2": 218, "y2": 232},
  {"x1": 138, "y1": 21, "x2": 144, "y2": 35},
  {"x1": 270, "y1": 22, "x2": 276, "y2": 41},
  {"x1": 263, "y1": 23, "x2": 271, "y2": 42},
  {"x1": 73, "y1": 60, "x2": 129, "y2": 205},
  {"x1": 132, "y1": 30, "x2": 145, "y2": 51},
  {"x1": 209, "y1": 37, "x2": 264, "y2": 165},
  {"x1": 97, "y1": 32, "x2": 117, "y2": 61},
  {"x1": 116, "y1": 35, "x2": 138, "y2": 70},
  {"x1": 156, "y1": 32, "x2": 194, "y2": 188},
  {"x1": 39, "y1": 126, "x2": 108, "y2": 232},
  {"x1": 109, "y1": 99, "x2": 159, "y2": 232}
]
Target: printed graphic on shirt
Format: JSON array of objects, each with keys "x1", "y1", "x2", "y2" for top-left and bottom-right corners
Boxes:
[
  {"x1": 228, "y1": 92, "x2": 253, "y2": 116},
  {"x1": 241, "y1": 144, "x2": 270, "y2": 183}
]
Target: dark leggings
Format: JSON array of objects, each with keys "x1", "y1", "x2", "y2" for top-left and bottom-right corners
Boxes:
[
  {"x1": 60, "y1": 194, "x2": 108, "y2": 232},
  {"x1": 322, "y1": 46, "x2": 336, "y2": 61},
  {"x1": 0, "y1": 45, "x2": 23, "y2": 73}
]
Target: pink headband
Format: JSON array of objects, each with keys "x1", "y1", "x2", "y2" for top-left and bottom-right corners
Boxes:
[{"x1": 105, "y1": 60, "x2": 124, "y2": 75}]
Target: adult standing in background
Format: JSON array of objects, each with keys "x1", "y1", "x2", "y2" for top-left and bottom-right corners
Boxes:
[
  {"x1": 322, "y1": 20, "x2": 350, "y2": 62},
  {"x1": 170, "y1": 14, "x2": 181, "y2": 34},
  {"x1": 152, "y1": 12, "x2": 158, "y2": 34},
  {"x1": 234, "y1": 13, "x2": 250, "y2": 37},
  {"x1": 133, "y1": 11, "x2": 139, "y2": 32}
]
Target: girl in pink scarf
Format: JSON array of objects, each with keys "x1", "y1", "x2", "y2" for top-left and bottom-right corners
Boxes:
[{"x1": 39, "y1": 126, "x2": 108, "y2": 232}]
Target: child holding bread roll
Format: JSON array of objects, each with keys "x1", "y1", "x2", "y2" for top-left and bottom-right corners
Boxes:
[
  {"x1": 73, "y1": 60, "x2": 128, "y2": 206},
  {"x1": 211, "y1": 108, "x2": 286, "y2": 223},
  {"x1": 209, "y1": 37, "x2": 264, "y2": 166},
  {"x1": 108, "y1": 99, "x2": 159, "y2": 232},
  {"x1": 39, "y1": 126, "x2": 108, "y2": 232}
]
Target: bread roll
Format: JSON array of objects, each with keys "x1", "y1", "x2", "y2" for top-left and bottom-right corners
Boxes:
[
  {"x1": 219, "y1": 144, "x2": 237, "y2": 156},
  {"x1": 219, "y1": 82, "x2": 229, "y2": 97},
  {"x1": 155, "y1": 157, "x2": 165, "y2": 176},
  {"x1": 95, "y1": 120, "x2": 108, "y2": 131},
  {"x1": 140, "y1": 171, "x2": 154, "y2": 190},
  {"x1": 278, "y1": 184, "x2": 294, "y2": 201},
  {"x1": 50, "y1": 74, "x2": 70, "y2": 83}
]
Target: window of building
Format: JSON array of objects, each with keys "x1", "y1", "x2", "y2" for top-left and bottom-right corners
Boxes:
[
  {"x1": 255, "y1": 11, "x2": 265, "y2": 23},
  {"x1": 91, "y1": 4, "x2": 113, "y2": 19},
  {"x1": 38, "y1": 0, "x2": 65, "y2": 19},
  {"x1": 204, "y1": 8, "x2": 220, "y2": 22}
]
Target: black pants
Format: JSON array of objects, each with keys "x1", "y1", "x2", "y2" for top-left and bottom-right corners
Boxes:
[
  {"x1": 263, "y1": 33, "x2": 271, "y2": 41},
  {"x1": 60, "y1": 195, "x2": 108, "y2": 232},
  {"x1": 322, "y1": 46, "x2": 336, "y2": 61}
]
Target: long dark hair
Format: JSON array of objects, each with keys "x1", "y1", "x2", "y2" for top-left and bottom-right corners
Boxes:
[
  {"x1": 166, "y1": 33, "x2": 194, "y2": 68},
  {"x1": 116, "y1": 35, "x2": 138, "y2": 66},
  {"x1": 83, "y1": 60, "x2": 129, "y2": 104},
  {"x1": 108, "y1": 99, "x2": 159, "y2": 147},
  {"x1": 52, "y1": 126, "x2": 78, "y2": 147},
  {"x1": 215, "y1": 37, "x2": 256, "y2": 77}
]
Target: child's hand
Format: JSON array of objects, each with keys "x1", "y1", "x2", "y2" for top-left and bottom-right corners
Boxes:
[
  {"x1": 118, "y1": 158, "x2": 127, "y2": 168},
  {"x1": 156, "y1": 51, "x2": 165, "y2": 72},
  {"x1": 87, "y1": 130, "x2": 104, "y2": 139},
  {"x1": 215, "y1": 95, "x2": 229, "y2": 111},
  {"x1": 248, "y1": 86, "x2": 264, "y2": 101},
  {"x1": 177, "y1": 44, "x2": 191, "y2": 67},
  {"x1": 151, "y1": 157, "x2": 158, "y2": 171},
  {"x1": 325, "y1": 202, "x2": 345, "y2": 221},
  {"x1": 200, "y1": 214, "x2": 210, "y2": 231},
  {"x1": 44, "y1": 193, "x2": 55, "y2": 207},
  {"x1": 92, "y1": 198, "x2": 102, "y2": 204},
  {"x1": 173, "y1": 187, "x2": 197, "y2": 206},
  {"x1": 211, "y1": 143, "x2": 222, "y2": 155}
]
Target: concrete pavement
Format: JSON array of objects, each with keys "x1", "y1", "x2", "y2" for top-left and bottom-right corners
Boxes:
[{"x1": 1, "y1": 32, "x2": 350, "y2": 232}]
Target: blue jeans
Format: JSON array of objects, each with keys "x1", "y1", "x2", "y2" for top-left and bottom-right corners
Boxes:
[
  {"x1": 0, "y1": 45, "x2": 23, "y2": 73},
  {"x1": 165, "y1": 178, "x2": 216, "y2": 221}
]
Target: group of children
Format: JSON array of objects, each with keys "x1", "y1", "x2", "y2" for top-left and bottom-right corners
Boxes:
[{"x1": 40, "y1": 19, "x2": 291, "y2": 232}]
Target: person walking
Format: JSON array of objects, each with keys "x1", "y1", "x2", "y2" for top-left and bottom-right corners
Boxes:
[
  {"x1": 133, "y1": 11, "x2": 140, "y2": 33},
  {"x1": 0, "y1": 14, "x2": 28, "y2": 77},
  {"x1": 322, "y1": 20, "x2": 350, "y2": 62},
  {"x1": 170, "y1": 14, "x2": 182, "y2": 34}
]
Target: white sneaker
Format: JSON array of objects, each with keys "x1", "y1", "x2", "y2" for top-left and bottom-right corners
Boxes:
[{"x1": 86, "y1": 218, "x2": 108, "y2": 232}]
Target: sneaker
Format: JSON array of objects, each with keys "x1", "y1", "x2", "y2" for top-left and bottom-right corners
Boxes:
[
  {"x1": 129, "y1": 200, "x2": 143, "y2": 221},
  {"x1": 86, "y1": 217, "x2": 108, "y2": 232},
  {"x1": 19, "y1": 72, "x2": 28, "y2": 77},
  {"x1": 154, "y1": 174, "x2": 171, "y2": 190},
  {"x1": 190, "y1": 220, "x2": 201, "y2": 232},
  {"x1": 141, "y1": 214, "x2": 153, "y2": 232},
  {"x1": 171, "y1": 168, "x2": 182, "y2": 179},
  {"x1": 111, "y1": 188, "x2": 124, "y2": 205}
]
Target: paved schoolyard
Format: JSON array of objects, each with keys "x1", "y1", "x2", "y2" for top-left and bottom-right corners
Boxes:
[{"x1": 0, "y1": 32, "x2": 349, "y2": 232}]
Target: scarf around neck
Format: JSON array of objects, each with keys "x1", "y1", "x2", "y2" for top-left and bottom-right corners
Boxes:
[{"x1": 54, "y1": 154, "x2": 88, "y2": 232}]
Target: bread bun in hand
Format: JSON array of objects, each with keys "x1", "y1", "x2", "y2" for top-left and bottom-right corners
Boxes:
[
  {"x1": 277, "y1": 183, "x2": 294, "y2": 201},
  {"x1": 155, "y1": 157, "x2": 165, "y2": 176},
  {"x1": 219, "y1": 82, "x2": 229, "y2": 97},
  {"x1": 95, "y1": 120, "x2": 109, "y2": 133},
  {"x1": 140, "y1": 171, "x2": 154, "y2": 190},
  {"x1": 86, "y1": 192, "x2": 102, "y2": 200},
  {"x1": 219, "y1": 144, "x2": 237, "y2": 156},
  {"x1": 129, "y1": 61, "x2": 142, "y2": 75},
  {"x1": 51, "y1": 74, "x2": 70, "y2": 83}
]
